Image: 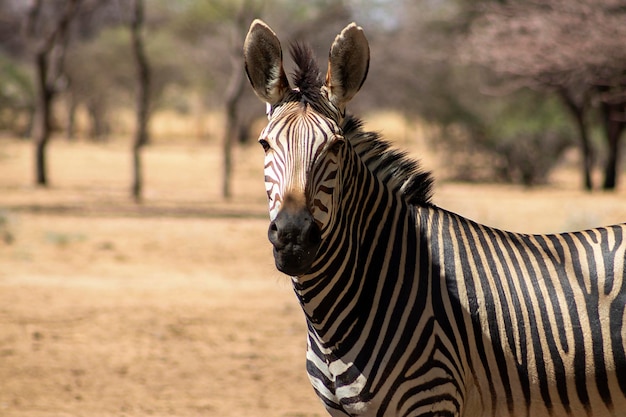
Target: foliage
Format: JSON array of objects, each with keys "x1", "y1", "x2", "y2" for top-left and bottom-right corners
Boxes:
[
  {"x1": 435, "y1": 89, "x2": 576, "y2": 185},
  {"x1": 490, "y1": 95, "x2": 576, "y2": 186},
  {"x1": 0, "y1": 52, "x2": 33, "y2": 135}
]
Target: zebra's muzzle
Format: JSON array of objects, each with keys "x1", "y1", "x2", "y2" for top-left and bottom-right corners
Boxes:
[{"x1": 268, "y1": 207, "x2": 322, "y2": 276}]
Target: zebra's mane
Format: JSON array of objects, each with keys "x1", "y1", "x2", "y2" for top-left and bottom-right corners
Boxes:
[
  {"x1": 343, "y1": 116, "x2": 434, "y2": 207},
  {"x1": 289, "y1": 43, "x2": 434, "y2": 207},
  {"x1": 289, "y1": 42, "x2": 323, "y2": 102}
]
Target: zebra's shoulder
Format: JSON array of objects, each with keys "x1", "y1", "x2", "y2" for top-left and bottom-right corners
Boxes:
[{"x1": 342, "y1": 115, "x2": 434, "y2": 207}]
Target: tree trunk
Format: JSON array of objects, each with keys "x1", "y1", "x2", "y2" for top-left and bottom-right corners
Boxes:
[
  {"x1": 27, "y1": 0, "x2": 81, "y2": 186},
  {"x1": 87, "y1": 100, "x2": 109, "y2": 141},
  {"x1": 559, "y1": 88, "x2": 593, "y2": 190},
  {"x1": 131, "y1": 144, "x2": 143, "y2": 200},
  {"x1": 221, "y1": 14, "x2": 247, "y2": 200},
  {"x1": 66, "y1": 89, "x2": 77, "y2": 141},
  {"x1": 601, "y1": 102, "x2": 625, "y2": 190},
  {"x1": 33, "y1": 51, "x2": 52, "y2": 186},
  {"x1": 223, "y1": 68, "x2": 244, "y2": 199},
  {"x1": 130, "y1": 0, "x2": 151, "y2": 202}
]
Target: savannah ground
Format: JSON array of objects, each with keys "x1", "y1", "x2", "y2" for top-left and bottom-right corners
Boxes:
[{"x1": 1, "y1": 116, "x2": 625, "y2": 417}]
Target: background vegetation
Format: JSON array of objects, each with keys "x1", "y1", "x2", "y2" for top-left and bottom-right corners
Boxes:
[{"x1": 0, "y1": 0, "x2": 625, "y2": 195}]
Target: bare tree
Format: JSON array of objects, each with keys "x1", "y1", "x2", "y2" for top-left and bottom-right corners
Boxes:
[
  {"x1": 222, "y1": 5, "x2": 252, "y2": 199},
  {"x1": 129, "y1": 0, "x2": 151, "y2": 202},
  {"x1": 23, "y1": 0, "x2": 82, "y2": 186},
  {"x1": 598, "y1": 82, "x2": 626, "y2": 189}
]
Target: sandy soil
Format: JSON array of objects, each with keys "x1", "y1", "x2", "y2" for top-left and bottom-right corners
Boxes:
[{"x1": 0, "y1": 137, "x2": 624, "y2": 417}]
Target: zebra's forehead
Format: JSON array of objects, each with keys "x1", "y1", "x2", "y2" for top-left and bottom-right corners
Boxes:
[{"x1": 262, "y1": 100, "x2": 341, "y2": 146}]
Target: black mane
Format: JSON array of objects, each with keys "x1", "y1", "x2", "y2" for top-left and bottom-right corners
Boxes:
[
  {"x1": 343, "y1": 116, "x2": 434, "y2": 207},
  {"x1": 289, "y1": 42, "x2": 323, "y2": 102}
]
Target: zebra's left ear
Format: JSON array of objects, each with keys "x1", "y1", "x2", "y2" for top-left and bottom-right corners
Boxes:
[
  {"x1": 243, "y1": 19, "x2": 291, "y2": 106},
  {"x1": 325, "y1": 23, "x2": 370, "y2": 112}
]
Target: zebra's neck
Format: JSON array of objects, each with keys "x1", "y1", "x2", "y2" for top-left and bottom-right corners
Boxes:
[{"x1": 293, "y1": 142, "x2": 424, "y2": 356}]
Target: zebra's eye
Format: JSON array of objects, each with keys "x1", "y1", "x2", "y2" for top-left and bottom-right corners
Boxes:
[
  {"x1": 259, "y1": 139, "x2": 271, "y2": 152},
  {"x1": 328, "y1": 137, "x2": 345, "y2": 154}
]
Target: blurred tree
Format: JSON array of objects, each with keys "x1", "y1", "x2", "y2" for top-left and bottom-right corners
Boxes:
[
  {"x1": 63, "y1": 0, "x2": 129, "y2": 140},
  {"x1": 65, "y1": 28, "x2": 131, "y2": 140},
  {"x1": 221, "y1": 1, "x2": 260, "y2": 199},
  {"x1": 130, "y1": 0, "x2": 151, "y2": 202},
  {"x1": 23, "y1": 0, "x2": 83, "y2": 186},
  {"x1": 63, "y1": 4, "x2": 188, "y2": 141},
  {"x1": 464, "y1": 0, "x2": 626, "y2": 189},
  {"x1": 148, "y1": 0, "x2": 251, "y2": 199}
]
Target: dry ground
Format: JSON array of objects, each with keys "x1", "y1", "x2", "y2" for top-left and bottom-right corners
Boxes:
[{"x1": 0, "y1": 133, "x2": 625, "y2": 417}]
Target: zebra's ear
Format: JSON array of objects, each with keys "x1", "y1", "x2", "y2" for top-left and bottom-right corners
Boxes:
[
  {"x1": 243, "y1": 19, "x2": 291, "y2": 106},
  {"x1": 325, "y1": 22, "x2": 370, "y2": 112}
]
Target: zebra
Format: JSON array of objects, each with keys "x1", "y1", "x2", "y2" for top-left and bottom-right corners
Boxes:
[{"x1": 243, "y1": 19, "x2": 626, "y2": 417}]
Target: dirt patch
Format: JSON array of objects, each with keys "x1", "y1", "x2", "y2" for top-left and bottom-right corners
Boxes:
[{"x1": 0, "y1": 212, "x2": 325, "y2": 417}]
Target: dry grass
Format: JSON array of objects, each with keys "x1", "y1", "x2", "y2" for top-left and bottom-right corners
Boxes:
[{"x1": 0, "y1": 131, "x2": 624, "y2": 417}]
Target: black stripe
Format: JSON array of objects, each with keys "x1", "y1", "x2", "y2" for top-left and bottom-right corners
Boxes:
[
  {"x1": 429, "y1": 240, "x2": 465, "y2": 393},
  {"x1": 578, "y1": 229, "x2": 612, "y2": 409},
  {"x1": 449, "y1": 214, "x2": 498, "y2": 413},
  {"x1": 369, "y1": 206, "x2": 422, "y2": 396},
  {"x1": 494, "y1": 227, "x2": 553, "y2": 412},
  {"x1": 606, "y1": 226, "x2": 626, "y2": 398},
  {"x1": 461, "y1": 219, "x2": 516, "y2": 412},
  {"x1": 435, "y1": 210, "x2": 478, "y2": 410},
  {"x1": 483, "y1": 227, "x2": 533, "y2": 410},
  {"x1": 522, "y1": 234, "x2": 571, "y2": 413},
  {"x1": 558, "y1": 233, "x2": 592, "y2": 413}
]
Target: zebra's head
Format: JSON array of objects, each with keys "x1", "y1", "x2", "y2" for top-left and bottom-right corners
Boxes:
[{"x1": 244, "y1": 19, "x2": 369, "y2": 276}]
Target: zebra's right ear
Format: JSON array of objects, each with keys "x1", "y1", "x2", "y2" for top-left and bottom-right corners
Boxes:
[
  {"x1": 325, "y1": 22, "x2": 370, "y2": 112},
  {"x1": 243, "y1": 19, "x2": 290, "y2": 106}
]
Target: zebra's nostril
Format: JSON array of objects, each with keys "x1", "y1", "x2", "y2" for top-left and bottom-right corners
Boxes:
[{"x1": 268, "y1": 220, "x2": 280, "y2": 246}]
